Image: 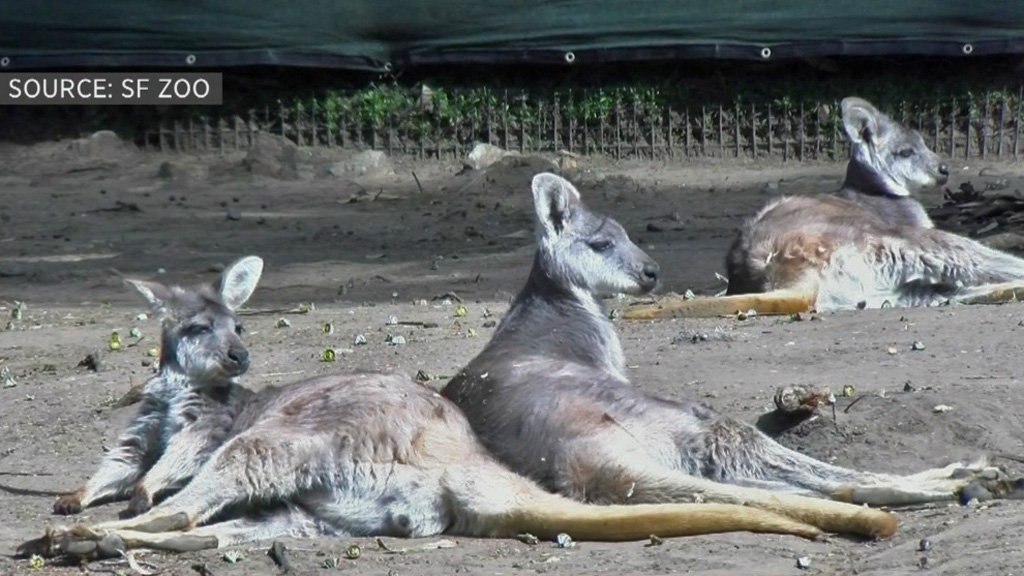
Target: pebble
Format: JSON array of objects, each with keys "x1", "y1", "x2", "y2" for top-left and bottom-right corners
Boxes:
[
  {"x1": 387, "y1": 334, "x2": 406, "y2": 346},
  {"x1": 353, "y1": 334, "x2": 367, "y2": 346},
  {"x1": 796, "y1": 556, "x2": 811, "y2": 570},
  {"x1": 919, "y1": 538, "x2": 932, "y2": 552},
  {"x1": 911, "y1": 340, "x2": 926, "y2": 351}
]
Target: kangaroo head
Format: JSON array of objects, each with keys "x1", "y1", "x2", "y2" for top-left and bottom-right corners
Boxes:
[
  {"x1": 531, "y1": 172, "x2": 660, "y2": 297},
  {"x1": 125, "y1": 256, "x2": 264, "y2": 385},
  {"x1": 842, "y1": 97, "x2": 950, "y2": 198}
]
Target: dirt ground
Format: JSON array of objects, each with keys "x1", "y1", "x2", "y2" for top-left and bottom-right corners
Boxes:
[{"x1": 2, "y1": 135, "x2": 1024, "y2": 576}]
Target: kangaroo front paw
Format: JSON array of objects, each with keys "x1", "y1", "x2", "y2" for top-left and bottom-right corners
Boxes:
[
  {"x1": 122, "y1": 485, "x2": 152, "y2": 519},
  {"x1": 53, "y1": 491, "x2": 84, "y2": 516}
]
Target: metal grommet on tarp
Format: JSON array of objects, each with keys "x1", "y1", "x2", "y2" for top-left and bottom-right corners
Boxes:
[
  {"x1": 0, "y1": 57, "x2": 9, "y2": 67},
  {"x1": 962, "y1": 43, "x2": 974, "y2": 55},
  {"x1": 185, "y1": 54, "x2": 197, "y2": 65},
  {"x1": 564, "y1": 51, "x2": 576, "y2": 64},
  {"x1": 760, "y1": 47, "x2": 772, "y2": 59},
  {"x1": 384, "y1": 61, "x2": 394, "y2": 72}
]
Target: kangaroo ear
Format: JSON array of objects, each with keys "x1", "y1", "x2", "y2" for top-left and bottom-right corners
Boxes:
[
  {"x1": 124, "y1": 278, "x2": 175, "y2": 317},
  {"x1": 531, "y1": 172, "x2": 581, "y2": 240},
  {"x1": 217, "y1": 256, "x2": 264, "y2": 311},
  {"x1": 841, "y1": 97, "x2": 884, "y2": 146}
]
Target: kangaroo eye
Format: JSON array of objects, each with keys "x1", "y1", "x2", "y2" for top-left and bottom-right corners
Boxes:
[
  {"x1": 184, "y1": 324, "x2": 211, "y2": 336},
  {"x1": 235, "y1": 324, "x2": 245, "y2": 336},
  {"x1": 898, "y1": 148, "x2": 915, "y2": 158},
  {"x1": 588, "y1": 240, "x2": 613, "y2": 252}
]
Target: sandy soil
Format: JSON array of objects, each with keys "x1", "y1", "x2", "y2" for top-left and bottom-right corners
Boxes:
[{"x1": 2, "y1": 136, "x2": 1024, "y2": 576}]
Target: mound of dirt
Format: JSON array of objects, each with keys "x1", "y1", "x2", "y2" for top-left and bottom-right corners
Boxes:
[{"x1": 242, "y1": 132, "x2": 299, "y2": 179}]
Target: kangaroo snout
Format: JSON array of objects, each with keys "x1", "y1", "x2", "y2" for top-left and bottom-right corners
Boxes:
[
  {"x1": 639, "y1": 260, "x2": 661, "y2": 291},
  {"x1": 227, "y1": 347, "x2": 250, "y2": 374}
]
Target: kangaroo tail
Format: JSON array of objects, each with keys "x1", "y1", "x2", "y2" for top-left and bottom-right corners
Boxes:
[
  {"x1": 622, "y1": 289, "x2": 816, "y2": 320},
  {"x1": 490, "y1": 489, "x2": 826, "y2": 541}
]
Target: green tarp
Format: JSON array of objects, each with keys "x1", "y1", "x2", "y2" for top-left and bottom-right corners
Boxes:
[{"x1": 3, "y1": 1, "x2": 1024, "y2": 71}]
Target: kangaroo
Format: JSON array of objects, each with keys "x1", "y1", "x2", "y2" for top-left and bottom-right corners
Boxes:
[
  {"x1": 441, "y1": 172, "x2": 1022, "y2": 541},
  {"x1": 52, "y1": 255, "x2": 265, "y2": 519},
  {"x1": 623, "y1": 96, "x2": 1024, "y2": 319},
  {"x1": 19, "y1": 257, "x2": 894, "y2": 561}
]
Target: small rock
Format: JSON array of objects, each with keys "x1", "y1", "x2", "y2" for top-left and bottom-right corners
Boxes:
[
  {"x1": 386, "y1": 314, "x2": 399, "y2": 325},
  {"x1": 911, "y1": 340, "x2": 925, "y2": 351},
  {"x1": 933, "y1": 404, "x2": 954, "y2": 413},
  {"x1": 904, "y1": 381, "x2": 916, "y2": 392},
  {"x1": 796, "y1": 556, "x2": 811, "y2": 570},
  {"x1": 387, "y1": 334, "x2": 407, "y2": 346},
  {"x1": 554, "y1": 533, "x2": 575, "y2": 548},
  {"x1": 887, "y1": 346, "x2": 898, "y2": 355},
  {"x1": 466, "y1": 143, "x2": 515, "y2": 171},
  {"x1": 353, "y1": 334, "x2": 367, "y2": 346},
  {"x1": 136, "y1": 313, "x2": 148, "y2": 321},
  {"x1": 68, "y1": 130, "x2": 136, "y2": 158},
  {"x1": 276, "y1": 318, "x2": 291, "y2": 328},
  {"x1": 646, "y1": 222, "x2": 664, "y2": 232},
  {"x1": 328, "y1": 150, "x2": 392, "y2": 177},
  {"x1": 226, "y1": 207, "x2": 242, "y2": 221},
  {"x1": 919, "y1": 538, "x2": 932, "y2": 552}
]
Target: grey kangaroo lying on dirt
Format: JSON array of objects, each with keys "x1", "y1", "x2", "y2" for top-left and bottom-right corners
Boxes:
[
  {"x1": 19, "y1": 256, "x2": 883, "y2": 561},
  {"x1": 442, "y1": 172, "x2": 1023, "y2": 541},
  {"x1": 624, "y1": 96, "x2": 1024, "y2": 319}
]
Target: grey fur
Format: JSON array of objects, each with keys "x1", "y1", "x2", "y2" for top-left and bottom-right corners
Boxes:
[
  {"x1": 443, "y1": 172, "x2": 1019, "y2": 517},
  {"x1": 29, "y1": 253, "x2": 863, "y2": 559},
  {"x1": 725, "y1": 96, "x2": 1024, "y2": 309},
  {"x1": 53, "y1": 256, "x2": 263, "y2": 518}
]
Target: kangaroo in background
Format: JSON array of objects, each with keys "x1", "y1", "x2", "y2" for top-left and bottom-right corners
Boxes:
[
  {"x1": 624, "y1": 96, "x2": 1024, "y2": 319},
  {"x1": 442, "y1": 172, "x2": 1022, "y2": 540},
  {"x1": 20, "y1": 257, "x2": 876, "y2": 561},
  {"x1": 53, "y1": 256, "x2": 265, "y2": 519}
]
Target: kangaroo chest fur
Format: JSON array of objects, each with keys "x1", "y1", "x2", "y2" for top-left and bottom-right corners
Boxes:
[{"x1": 442, "y1": 265, "x2": 699, "y2": 491}]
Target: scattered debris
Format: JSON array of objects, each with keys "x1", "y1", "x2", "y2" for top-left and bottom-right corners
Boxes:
[
  {"x1": 329, "y1": 150, "x2": 393, "y2": 178},
  {"x1": 516, "y1": 533, "x2": 539, "y2": 545},
  {"x1": 886, "y1": 345, "x2": 898, "y2": 355},
  {"x1": 645, "y1": 535, "x2": 665, "y2": 547},
  {"x1": 375, "y1": 538, "x2": 457, "y2": 554},
  {"x1": 454, "y1": 305, "x2": 468, "y2": 318},
  {"x1": 841, "y1": 384, "x2": 856, "y2": 397},
  {"x1": 353, "y1": 334, "x2": 368, "y2": 346},
  {"x1": 933, "y1": 404, "x2": 954, "y2": 413},
  {"x1": 344, "y1": 544, "x2": 362, "y2": 560},
  {"x1": 266, "y1": 540, "x2": 292, "y2": 573},
  {"x1": 28, "y1": 554, "x2": 44, "y2": 569},
  {"x1": 129, "y1": 327, "x2": 142, "y2": 339},
  {"x1": 919, "y1": 538, "x2": 932, "y2": 552},
  {"x1": 191, "y1": 562, "x2": 215, "y2": 576},
  {"x1": 323, "y1": 322, "x2": 334, "y2": 334},
  {"x1": 226, "y1": 207, "x2": 242, "y2": 221},
  {"x1": 774, "y1": 384, "x2": 835, "y2": 415},
  {"x1": 11, "y1": 301, "x2": 26, "y2": 320},
  {"x1": 415, "y1": 370, "x2": 432, "y2": 382},
  {"x1": 78, "y1": 351, "x2": 102, "y2": 372},
  {"x1": 84, "y1": 201, "x2": 142, "y2": 215},
  {"x1": 796, "y1": 556, "x2": 811, "y2": 570},
  {"x1": 432, "y1": 291, "x2": 463, "y2": 303},
  {"x1": 387, "y1": 334, "x2": 407, "y2": 346},
  {"x1": 221, "y1": 550, "x2": 245, "y2": 564},
  {"x1": 276, "y1": 318, "x2": 291, "y2": 328},
  {"x1": 109, "y1": 331, "x2": 123, "y2": 351},
  {"x1": 322, "y1": 349, "x2": 337, "y2": 362},
  {"x1": 554, "y1": 533, "x2": 575, "y2": 549},
  {"x1": 386, "y1": 314, "x2": 399, "y2": 325},
  {"x1": 2, "y1": 366, "x2": 16, "y2": 389},
  {"x1": 466, "y1": 143, "x2": 516, "y2": 171},
  {"x1": 911, "y1": 340, "x2": 926, "y2": 351}
]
